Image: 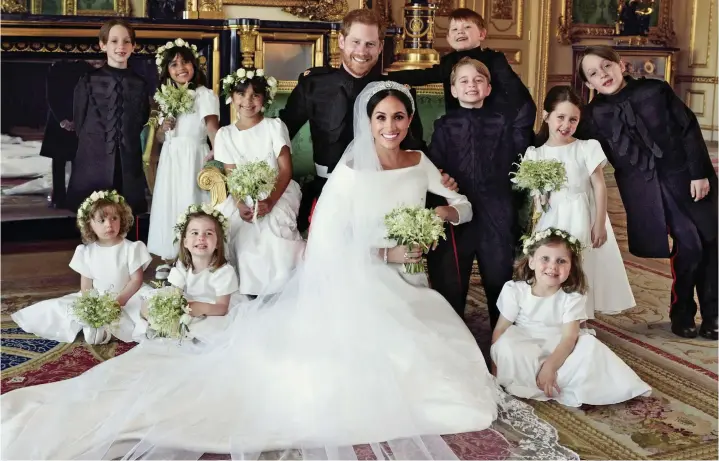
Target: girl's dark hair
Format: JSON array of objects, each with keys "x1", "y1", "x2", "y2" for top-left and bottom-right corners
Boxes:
[
  {"x1": 158, "y1": 46, "x2": 207, "y2": 89},
  {"x1": 366, "y1": 88, "x2": 415, "y2": 118},
  {"x1": 513, "y1": 235, "x2": 588, "y2": 295},
  {"x1": 230, "y1": 77, "x2": 270, "y2": 103},
  {"x1": 535, "y1": 85, "x2": 583, "y2": 147},
  {"x1": 99, "y1": 19, "x2": 136, "y2": 44},
  {"x1": 577, "y1": 45, "x2": 622, "y2": 83},
  {"x1": 177, "y1": 213, "x2": 228, "y2": 271},
  {"x1": 78, "y1": 198, "x2": 134, "y2": 244}
]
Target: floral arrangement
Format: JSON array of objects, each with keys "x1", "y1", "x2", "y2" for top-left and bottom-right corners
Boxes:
[
  {"x1": 76, "y1": 190, "x2": 124, "y2": 226},
  {"x1": 71, "y1": 289, "x2": 121, "y2": 329},
  {"x1": 221, "y1": 67, "x2": 278, "y2": 107},
  {"x1": 173, "y1": 203, "x2": 230, "y2": 243},
  {"x1": 153, "y1": 81, "x2": 196, "y2": 126},
  {"x1": 522, "y1": 227, "x2": 583, "y2": 256},
  {"x1": 225, "y1": 161, "x2": 278, "y2": 222},
  {"x1": 155, "y1": 38, "x2": 199, "y2": 74},
  {"x1": 384, "y1": 205, "x2": 447, "y2": 274},
  {"x1": 145, "y1": 286, "x2": 192, "y2": 340},
  {"x1": 510, "y1": 156, "x2": 567, "y2": 212}
]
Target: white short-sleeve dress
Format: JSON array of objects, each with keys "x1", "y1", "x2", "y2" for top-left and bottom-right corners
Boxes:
[
  {"x1": 214, "y1": 117, "x2": 305, "y2": 295},
  {"x1": 148, "y1": 85, "x2": 219, "y2": 260},
  {"x1": 524, "y1": 139, "x2": 635, "y2": 318},
  {"x1": 490, "y1": 280, "x2": 651, "y2": 407},
  {"x1": 11, "y1": 239, "x2": 153, "y2": 343}
]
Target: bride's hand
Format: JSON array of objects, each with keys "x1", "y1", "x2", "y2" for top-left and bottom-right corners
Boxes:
[{"x1": 387, "y1": 244, "x2": 422, "y2": 264}]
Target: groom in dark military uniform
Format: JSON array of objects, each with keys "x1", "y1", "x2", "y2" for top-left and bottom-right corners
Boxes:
[
  {"x1": 280, "y1": 9, "x2": 449, "y2": 232},
  {"x1": 40, "y1": 59, "x2": 94, "y2": 208}
]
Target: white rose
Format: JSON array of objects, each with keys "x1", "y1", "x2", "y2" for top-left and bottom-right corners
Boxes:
[
  {"x1": 112, "y1": 195, "x2": 119, "y2": 203},
  {"x1": 256, "y1": 69, "x2": 264, "y2": 76},
  {"x1": 77, "y1": 210, "x2": 84, "y2": 218},
  {"x1": 191, "y1": 44, "x2": 198, "y2": 51},
  {"x1": 165, "y1": 41, "x2": 173, "y2": 48},
  {"x1": 225, "y1": 96, "x2": 232, "y2": 105},
  {"x1": 569, "y1": 237, "x2": 577, "y2": 243},
  {"x1": 90, "y1": 192, "x2": 99, "y2": 201},
  {"x1": 267, "y1": 76, "x2": 277, "y2": 87},
  {"x1": 175, "y1": 38, "x2": 186, "y2": 46},
  {"x1": 155, "y1": 57, "x2": 162, "y2": 65},
  {"x1": 246, "y1": 71, "x2": 254, "y2": 79},
  {"x1": 236, "y1": 68, "x2": 246, "y2": 78}
]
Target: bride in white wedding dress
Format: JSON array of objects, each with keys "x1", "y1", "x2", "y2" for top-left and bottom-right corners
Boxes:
[{"x1": 1, "y1": 82, "x2": 577, "y2": 461}]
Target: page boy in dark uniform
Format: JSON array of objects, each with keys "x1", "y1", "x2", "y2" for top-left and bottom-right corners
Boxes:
[
  {"x1": 577, "y1": 45, "x2": 717, "y2": 340},
  {"x1": 66, "y1": 19, "x2": 150, "y2": 214},
  {"x1": 280, "y1": 9, "x2": 453, "y2": 232},
  {"x1": 40, "y1": 59, "x2": 93, "y2": 208},
  {"x1": 427, "y1": 58, "x2": 524, "y2": 327}
]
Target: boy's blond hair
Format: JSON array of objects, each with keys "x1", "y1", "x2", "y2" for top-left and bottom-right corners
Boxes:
[
  {"x1": 450, "y1": 57, "x2": 491, "y2": 86},
  {"x1": 448, "y1": 8, "x2": 486, "y2": 30}
]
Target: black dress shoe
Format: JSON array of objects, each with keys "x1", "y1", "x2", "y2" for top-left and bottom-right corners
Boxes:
[
  {"x1": 671, "y1": 320, "x2": 698, "y2": 338},
  {"x1": 699, "y1": 318, "x2": 718, "y2": 340}
]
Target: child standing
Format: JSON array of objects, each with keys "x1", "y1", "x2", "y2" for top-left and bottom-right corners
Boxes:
[
  {"x1": 139, "y1": 204, "x2": 238, "y2": 342},
  {"x1": 12, "y1": 190, "x2": 152, "y2": 344},
  {"x1": 214, "y1": 68, "x2": 305, "y2": 296},
  {"x1": 491, "y1": 228, "x2": 651, "y2": 407},
  {"x1": 65, "y1": 19, "x2": 150, "y2": 214},
  {"x1": 426, "y1": 58, "x2": 519, "y2": 326},
  {"x1": 525, "y1": 86, "x2": 635, "y2": 320},
  {"x1": 390, "y1": 8, "x2": 536, "y2": 151},
  {"x1": 147, "y1": 39, "x2": 220, "y2": 274},
  {"x1": 578, "y1": 45, "x2": 717, "y2": 340}
]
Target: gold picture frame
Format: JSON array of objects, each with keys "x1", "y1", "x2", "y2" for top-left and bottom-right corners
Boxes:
[
  {"x1": 223, "y1": 0, "x2": 347, "y2": 22},
  {"x1": 557, "y1": 0, "x2": 675, "y2": 46},
  {"x1": 69, "y1": 0, "x2": 131, "y2": 16}
]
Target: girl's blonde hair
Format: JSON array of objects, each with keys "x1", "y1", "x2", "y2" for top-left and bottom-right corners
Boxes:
[
  {"x1": 514, "y1": 232, "x2": 588, "y2": 295},
  {"x1": 77, "y1": 198, "x2": 134, "y2": 244},
  {"x1": 177, "y1": 212, "x2": 228, "y2": 271}
]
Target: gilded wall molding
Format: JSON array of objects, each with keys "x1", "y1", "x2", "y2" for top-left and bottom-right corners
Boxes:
[
  {"x1": 547, "y1": 74, "x2": 573, "y2": 83},
  {"x1": 684, "y1": 89, "x2": 706, "y2": 116},
  {"x1": 534, "y1": 0, "x2": 552, "y2": 131},
  {"x1": 1, "y1": 0, "x2": 26, "y2": 13},
  {"x1": 676, "y1": 75, "x2": 719, "y2": 84},
  {"x1": 486, "y1": 0, "x2": 524, "y2": 40},
  {"x1": 282, "y1": 0, "x2": 348, "y2": 21},
  {"x1": 689, "y1": 0, "x2": 714, "y2": 68}
]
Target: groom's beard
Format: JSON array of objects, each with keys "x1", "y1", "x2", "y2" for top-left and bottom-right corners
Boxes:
[{"x1": 341, "y1": 50, "x2": 379, "y2": 78}]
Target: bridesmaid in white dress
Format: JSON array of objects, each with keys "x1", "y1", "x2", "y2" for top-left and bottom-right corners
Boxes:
[
  {"x1": 526, "y1": 86, "x2": 634, "y2": 319},
  {"x1": 147, "y1": 41, "x2": 220, "y2": 270},
  {"x1": 0, "y1": 82, "x2": 576, "y2": 461},
  {"x1": 491, "y1": 228, "x2": 651, "y2": 407},
  {"x1": 214, "y1": 68, "x2": 305, "y2": 296},
  {"x1": 11, "y1": 190, "x2": 152, "y2": 344}
]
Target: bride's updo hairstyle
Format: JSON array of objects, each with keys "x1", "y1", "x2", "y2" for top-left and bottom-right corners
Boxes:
[{"x1": 366, "y1": 88, "x2": 415, "y2": 118}]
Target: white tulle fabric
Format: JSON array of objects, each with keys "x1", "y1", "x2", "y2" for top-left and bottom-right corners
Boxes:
[{"x1": 0, "y1": 82, "x2": 578, "y2": 461}]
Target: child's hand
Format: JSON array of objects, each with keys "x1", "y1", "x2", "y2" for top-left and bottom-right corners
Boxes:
[
  {"x1": 438, "y1": 169, "x2": 459, "y2": 192},
  {"x1": 236, "y1": 200, "x2": 254, "y2": 222},
  {"x1": 536, "y1": 362, "x2": 561, "y2": 398},
  {"x1": 203, "y1": 151, "x2": 214, "y2": 162},
  {"x1": 690, "y1": 178, "x2": 710, "y2": 201},
  {"x1": 591, "y1": 221, "x2": 607, "y2": 248},
  {"x1": 161, "y1": 118, "x2": 176, "y2": 132},
  {"x1": 491, "y1": 361, "x2": 497, "y2": 377},
  {"x1": 60, "y1": 119, "x2": 75, "y2": 131},
  {"x1": 255, "y1": 198, "x2": 275, "y2": 217}
]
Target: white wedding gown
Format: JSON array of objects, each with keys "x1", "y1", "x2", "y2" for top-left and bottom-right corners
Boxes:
[{"x1": 1, "y1": 84, "x2": 576, "y2": 461}]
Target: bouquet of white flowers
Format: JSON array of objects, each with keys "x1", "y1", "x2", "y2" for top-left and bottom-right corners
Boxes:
[
  {"x1": 225, "y1": 160, "x2": 278, "y2": 222},
  {"x1": 152, "y1": 80, "x2": 196, "y2": 136},
  {"x1": 71, "y1": 289, "x2": 122, "y2": 328},
  {"x1": 510, "y1": 156, "x2": 567, "y2": 212},
  {"x1": 145, "y1": 286, "x2": 192, "y2": 340},
  {"x1": 385, "y1": 205, "x2": 447, "y2": 274}
]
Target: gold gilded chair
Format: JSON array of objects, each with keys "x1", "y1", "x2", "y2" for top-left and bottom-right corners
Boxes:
[{"x1": 197, "y1": 160, "x2": 228, "y2": 206}]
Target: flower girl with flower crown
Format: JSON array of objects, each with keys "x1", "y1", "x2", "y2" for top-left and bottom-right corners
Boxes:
[
  {"x1": 147, "y1": 38, "x2": 220, "y2": 278},
  {"x1": 11, "y1": 190, "x2": 153, "y2": 344},
  {"x1": 214, "y1": 68, "x2": 305, "y2": 296}
]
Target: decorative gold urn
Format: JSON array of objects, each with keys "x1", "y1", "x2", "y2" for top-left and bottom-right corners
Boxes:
[{"x1": 388, "y1": 1, "x2": 440, "y2": 71}]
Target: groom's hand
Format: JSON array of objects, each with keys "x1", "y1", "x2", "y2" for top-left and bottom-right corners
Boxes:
[{"x1": 439, "y1": 170, "x2": 458, "y2": 192}]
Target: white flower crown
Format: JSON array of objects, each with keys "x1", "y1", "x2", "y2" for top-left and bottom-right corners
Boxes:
[
  {"x1": 173, "y1": 203, "x2": 230, "y2": 243},
  {"x1": 155, "y1": 38, "x2": 199, "y2": 74},
  {"x1": 221, "y1": 68, "x2": 278, "y2": 107},
  {"x1": 76, "y1": 190, "x2": 124, "y2": 224},
  {"x1": 522, "y1": 227, "x2": 583, "y2": 256}
]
